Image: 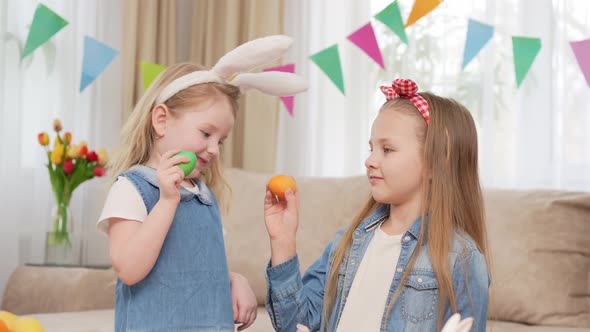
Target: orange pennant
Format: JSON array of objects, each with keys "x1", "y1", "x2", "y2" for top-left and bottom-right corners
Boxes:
[{"x1": 405, "y1": 0, "x2": 442, "y2": 28}]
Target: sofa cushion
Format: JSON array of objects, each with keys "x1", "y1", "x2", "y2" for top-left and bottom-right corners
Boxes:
[
  {"x1": 485, "y1": 190, "x2": 590, "y2": 327},
  {"x1": 1, "y1": 266, "x2": 116, "y2": 314},
  {"x1": 487, "y1": 320, "x2": 590, "y2": 332},
  {"x1": 222, "y1": 168, "x2": 371, "y2": 305}
]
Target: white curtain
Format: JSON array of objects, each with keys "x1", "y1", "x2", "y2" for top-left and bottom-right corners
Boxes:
[
  {"x1": 0, "y1": 0, "x2": 122, "y2": 297},
  {"x1": 277, "y1": 0, "x2": 373, "y2": 177},
  {"x1": 278, "y1": 0, "x2": 590, "y2": 191}
]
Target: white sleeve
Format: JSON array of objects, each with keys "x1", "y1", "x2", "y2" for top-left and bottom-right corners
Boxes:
[{"x1": 96, "y1": 176, "x2": 148, "y2": 235}]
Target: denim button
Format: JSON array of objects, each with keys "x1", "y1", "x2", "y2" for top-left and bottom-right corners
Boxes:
[
  {"x1": 397, "y1": 267, "x2": 403, "y2": 273},
  {"x1": 403, "y1": 236, "x2": 411, "y2": 243},
  {"x1": 417, "y1": 277, "x2": 423, "y2": 283}
]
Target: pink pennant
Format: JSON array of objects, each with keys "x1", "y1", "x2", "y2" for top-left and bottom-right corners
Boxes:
[
  {"x1": 347, "y1": 22, "x2": 385, "y2": 69},
  {"x1": 570, "y1": 39, "x2": 590, "y2": 87},
  {"x1": 264, "y1": 64, "x2": 296, "y2": 116},
  {"x1": 279, "y1": 96, "x2": 295, "y2": 117},
  {"x1": 264, "y1": 64, "x2": 295, "y2": 74}
]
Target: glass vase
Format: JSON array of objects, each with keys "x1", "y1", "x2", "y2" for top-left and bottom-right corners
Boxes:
[{"x1": 44, "y1": 201, "x2": 81, "y2": 265}]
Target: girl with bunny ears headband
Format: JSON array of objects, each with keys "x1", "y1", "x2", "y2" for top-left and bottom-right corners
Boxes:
[{"x1": 101, "y1": 35, "x2": 307, "y2": 332}]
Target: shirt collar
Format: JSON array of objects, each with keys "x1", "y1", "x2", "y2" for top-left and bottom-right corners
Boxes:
[
  {"x1": 359, "y1": 203, "x2": 427, "y2": 239},
  {"x1": 127, "y1": 165, "x2": 214, "y2": 205}
]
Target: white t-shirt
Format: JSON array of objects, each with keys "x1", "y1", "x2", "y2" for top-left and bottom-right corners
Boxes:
[
  {"x1": 96, "y1": 176, "x2": 200, "y2": 235},
  {"x1": 335, "y1": 225, "x2": 403, "y2": 332}
]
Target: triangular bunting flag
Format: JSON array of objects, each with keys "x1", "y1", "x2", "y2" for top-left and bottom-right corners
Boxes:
[
  {"x1": 462, "y1": 19, "x2": 494, "y2": 69},
  {"x1": 347, "y1": 22, "x2": 385, "y2": 69},
  {"x1": 570, "y1": 39, "x2": 590, "y2": 87},
  {"x1": 405, "y1": 0, "x2": 442, "y2": 28},
  {"x1": 374, "y1": 1, "x2": 408, "y2": 45},
  {"x1": 140, "y1": 61, "x2": 167, "y2": 91},
  {"x1": 264, "y1": 64, "x2": 297, "y2": 116},
  {"x1": 80, "y1": 36, "x2": 119, "y2": 92},
  {"x1": 22, "y1": 3, "x2": 68, "y2": 59},
  {"x1": 512, "y1": 36, "x2": 541, "y2": 87},
  {"x1": 310, "y1": 44, "x2": 345, "y2": 95}
]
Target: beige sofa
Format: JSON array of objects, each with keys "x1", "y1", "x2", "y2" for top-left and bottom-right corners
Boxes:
[{"x1": 2, "y1": 168, "x2": 590, "y2": 331}]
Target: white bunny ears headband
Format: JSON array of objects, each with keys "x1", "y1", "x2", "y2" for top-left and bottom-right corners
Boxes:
[{"x1": 156, "y1": 35, "x2": 308, "y2": 104}]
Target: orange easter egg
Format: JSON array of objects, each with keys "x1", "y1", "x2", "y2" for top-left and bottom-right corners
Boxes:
[
  {"x1": 267, "y1": 175, "x2": 297, "y2": 201},
  {"x1": 0, "y1": 320, "x2": 9, "y2": 332}
]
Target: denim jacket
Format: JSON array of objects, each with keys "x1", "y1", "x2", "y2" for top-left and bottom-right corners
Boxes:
[
  {"x1": 115, "y1": 166, "x2": 234, "y2": 332},
  {"x1": 265, "y1": 204, "x2": 490, "y2": 332}
]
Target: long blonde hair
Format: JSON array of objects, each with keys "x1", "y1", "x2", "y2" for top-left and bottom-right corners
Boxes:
[
  {"x1": 323, "y1": 92, "x2": 489, "y2": 331},
  {"x1": 109, "y1": 63, "x2": 241, "y2": 210}
]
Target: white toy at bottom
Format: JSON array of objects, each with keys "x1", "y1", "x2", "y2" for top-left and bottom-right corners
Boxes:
[{"x1": 441, "y1": 313, "x2": 474, "y2": 332}]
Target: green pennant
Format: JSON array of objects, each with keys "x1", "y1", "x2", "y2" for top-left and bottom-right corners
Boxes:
[
  {"x1": 512, "y1": 36, "x2": 542, "y2": 87},
  {"x1": 374, "y1": 1, "x2": 408, "y2": 45},
  {"x1": 22, "y1": 3, "x2": 68, "y2": 59},
  {"x1": 310, "y1": 44, "x2": 345, "y2": 95},
  {"x1": 140, "y1": 61, "x2": 167, "y2": 91}
]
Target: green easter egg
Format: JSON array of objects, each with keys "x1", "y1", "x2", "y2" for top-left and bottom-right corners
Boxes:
[{"x1": 175, "y1": 151, "x2": 197, "y2": 176}]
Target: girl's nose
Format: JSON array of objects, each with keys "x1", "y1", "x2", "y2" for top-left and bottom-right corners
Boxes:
[
  {"x1": 207, "y1": 142, "x2": 220, "y2": 157},
  {"x1": 365, "y1": 153, "x2": 377, "y2": 169}
]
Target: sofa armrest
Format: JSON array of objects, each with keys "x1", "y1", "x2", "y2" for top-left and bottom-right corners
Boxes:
[{"x1": 1, "y1": 265, "x2": 116, "y2": 314}]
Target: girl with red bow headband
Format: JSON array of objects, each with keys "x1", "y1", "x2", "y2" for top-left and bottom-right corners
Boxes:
[{"x1": 263, "y1": 78, "x2": 490, "y2": 332}]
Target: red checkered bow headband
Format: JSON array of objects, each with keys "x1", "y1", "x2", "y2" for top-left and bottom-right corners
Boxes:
[{"x1": 379, "y1": 78, "x2": 430, "y2": 124}]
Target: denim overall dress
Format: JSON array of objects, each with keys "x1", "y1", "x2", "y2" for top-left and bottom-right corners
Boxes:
[{"x1": 114, "y1": 165, "x2": 234, "y2": 332}]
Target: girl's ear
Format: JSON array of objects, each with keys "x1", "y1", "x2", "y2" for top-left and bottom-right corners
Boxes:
[{"x1": 152, "y1": 104, "x2": 170, "y2": 137}]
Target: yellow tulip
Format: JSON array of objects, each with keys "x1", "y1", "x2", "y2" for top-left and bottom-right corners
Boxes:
[
  {"x1": 37, "y1": 132, "x2": 49, "y2": 146},
  {"x1": 97, "y1": 148, "x2": 109, "y2": 166},
  {"x1": 50, "y1": 144, "x2": 65, "y2": 164},
  {"x1": 67, "y1": 144, "x2": 79, "y2": 158},
  {"x1": 56, "y1": 144, "x2": 65, "y2": 155}
]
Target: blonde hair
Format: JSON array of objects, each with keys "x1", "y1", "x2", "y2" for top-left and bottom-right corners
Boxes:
[
  {"x1": 109, "y1": 63, "x2": 241, "y2": 210},
  {"x1": 323, "y1": 93, "x2": 489, "y2": 331}
]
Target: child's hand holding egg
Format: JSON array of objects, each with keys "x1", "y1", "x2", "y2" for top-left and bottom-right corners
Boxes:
[{"x1": 267, "y1": 175, "x2": 297, "y2": 201}]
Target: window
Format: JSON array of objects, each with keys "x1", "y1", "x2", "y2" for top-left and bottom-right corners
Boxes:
[{"x1": 368, "y1": 0, "x2": 590, "y2": 189}]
